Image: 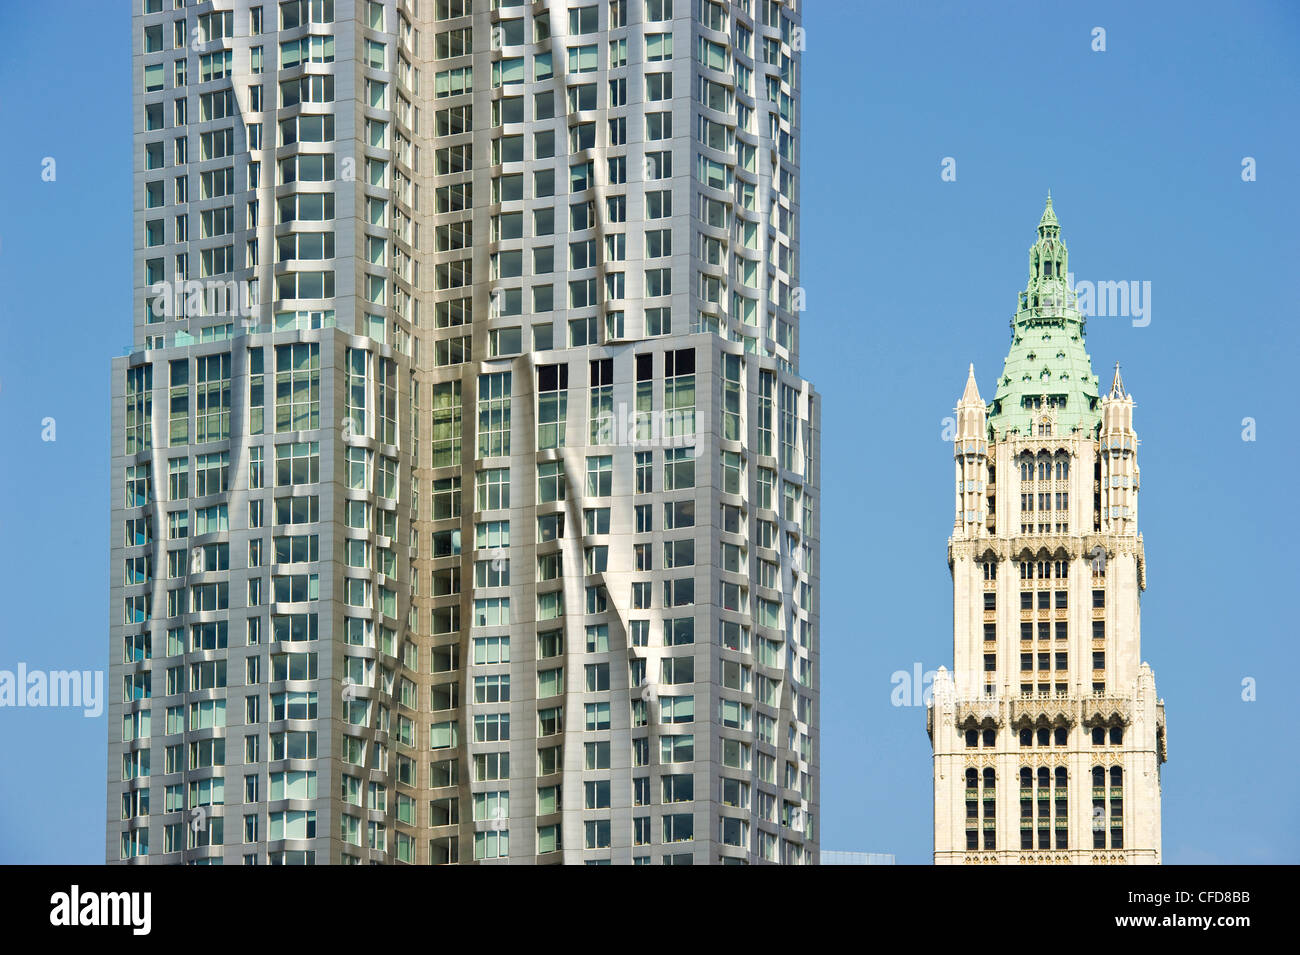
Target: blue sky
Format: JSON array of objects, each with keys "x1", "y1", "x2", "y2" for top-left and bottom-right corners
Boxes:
[{"x1": 0, "y1": 0, "x2": 1297, "y2": 864}]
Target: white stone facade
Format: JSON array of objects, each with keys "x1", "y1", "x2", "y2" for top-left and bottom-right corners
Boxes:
[{"x1": 929, "y1": 366, "x2": 1167, "y2": 864}]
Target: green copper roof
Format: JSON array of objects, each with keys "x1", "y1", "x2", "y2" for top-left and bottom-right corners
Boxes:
[{"x1": 986, "y1": 196, "x2": 1101, "y2": 439}]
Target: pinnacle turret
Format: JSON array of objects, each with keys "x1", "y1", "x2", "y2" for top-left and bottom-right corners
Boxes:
[
  {"x1": 1038, "y1": 191, "x2": 1059, "y2": 238},
  {"x1": 1109, "y1": 362, "x2": 1126, "y2": 398},
  {"x1": 960, "y1": 363, "x2": 981, "y2": 404},
  {"x1": 955, "y1": 363, "x2": 987, "y2": 444}
]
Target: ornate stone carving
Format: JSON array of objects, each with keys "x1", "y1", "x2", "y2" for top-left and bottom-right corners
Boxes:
[
  {"x1": 955, "y1": 700, "x2": 1003, "y2": 729},
  {"x1": 1009, "y1": 699, "x2": 1077, "y2": 729},
  {"x1": 1081, "y1": 697, "x2": 1132, "y2": 727},
  {"x1": 1089, "y1": 851, "x2": 1129, "y2": 865},
  {"x1": 948, "y1": 532, "x2": 1146, "y2": 566},
  {"x1": 1009, "y1": 752, "x2": 1073, "y2": 769},
  {"x1": 1018, "y1": 852, "x2": 1072, "y2": 865}
]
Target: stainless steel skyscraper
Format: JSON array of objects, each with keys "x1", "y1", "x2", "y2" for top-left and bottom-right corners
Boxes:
[{"x1": 110, "y1": 0, "x2": 817, "y2": 865}]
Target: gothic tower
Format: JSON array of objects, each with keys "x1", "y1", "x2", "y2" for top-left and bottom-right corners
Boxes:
[{"x1": 928, "y1": 197, "x2": 1167, "y2": 864}]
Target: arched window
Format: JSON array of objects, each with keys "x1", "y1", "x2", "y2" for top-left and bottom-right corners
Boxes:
[
  {"x1": 965, "y1": 768, "x2": 980, "y2": 824},
  {"x1": 1055, "y1": 455, "x2": 1069, "y2": 479},
  {"x1": 965, "y1": 768, "x2": 980, "y2": 849},
  {"x1": 1092, "y1": 766, "x2": 1107, "y2": 848},
  {"x1": 967, "y1": 769, "x2": 993, "y2": 852},
  {"x1": 1019, "y1": 767, "x2": 1034, "y2": 848},
  {"x1": 1109, "y1": 767, "x2": 1124, "y2": 849},
  {"x1": 1035, "y1": 768, "x2": 1051, "y2": 848},
  {"x1": 1054, "y1": 767, "x2": 1069, "y2": 849}
]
